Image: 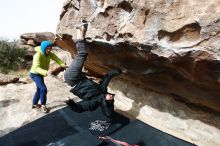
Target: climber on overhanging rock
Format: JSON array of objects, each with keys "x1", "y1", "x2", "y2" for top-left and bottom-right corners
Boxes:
[{"x1": 56, "y1": 19, "x2": 122, "y2": 117}]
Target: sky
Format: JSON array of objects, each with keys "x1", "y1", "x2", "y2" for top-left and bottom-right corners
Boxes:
[{"x1": 0, "y1": 0, "x2": 65, "y2": 40}]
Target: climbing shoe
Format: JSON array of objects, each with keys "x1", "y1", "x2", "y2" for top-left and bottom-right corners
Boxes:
[
  {"x1": 41, "y1": 105, "x2": 49, "y2": 113},
  {"x1": 32, "y1": 104, "x2": 41, "y2": 109}
]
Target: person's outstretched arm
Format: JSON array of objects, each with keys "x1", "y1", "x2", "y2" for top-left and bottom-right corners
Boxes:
[{"x1": 50, "y1": 52, "x2": 67, "y2": 68}]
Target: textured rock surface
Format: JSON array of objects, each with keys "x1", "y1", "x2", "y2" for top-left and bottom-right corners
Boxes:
[
  {"x1": 57, "y1": 0, "x2": 220, "y2": 112},
  {"x1": 55, "y1": 0, "x2": 220, "y2": 145},
  {"x1": 0, "y1": 74, "x2": 19, "y2": 85},
  {"x1": 20, "y1": 32, "x2": 55, "y2": 46},
  {"x1": 109, "y1": 77, "x2": 220, "y2": 146}
]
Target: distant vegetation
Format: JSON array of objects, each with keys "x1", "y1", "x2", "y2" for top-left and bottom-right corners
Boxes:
[{"x1": 0, "y1": 38, "x2": 27, "y2": 74}]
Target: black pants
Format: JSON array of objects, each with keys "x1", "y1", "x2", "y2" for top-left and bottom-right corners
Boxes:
[{"x1": 64, "y1": 40, "x2": 87, "y2": 86}]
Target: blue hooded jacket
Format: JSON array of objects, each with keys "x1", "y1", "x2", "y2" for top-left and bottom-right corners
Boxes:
[{"x1": 40, "y1": 41, "x2": 53, "y2": 55}]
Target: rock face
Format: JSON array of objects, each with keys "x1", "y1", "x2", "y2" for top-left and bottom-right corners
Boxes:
[
  {"x1": 0, "y1": 74, "x2": 19, "y2": 85},
  {"x1": 57, "y1": 0, "x2": 220, "y2": 113},
  {"x1": 20, "y1": 32, "x2": 55, "y2": 46},
  {"x1": 55, "y1": 0, "x2": 220, "y2": 145}
]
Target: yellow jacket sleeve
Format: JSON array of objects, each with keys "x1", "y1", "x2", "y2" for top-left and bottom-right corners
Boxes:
[{"x1": 50, "y1": 53, "x2": 65, "y2": 67}]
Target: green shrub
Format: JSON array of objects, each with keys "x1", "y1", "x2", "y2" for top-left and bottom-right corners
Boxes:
[{"x1": 0, "y1": 39, "x2": 27, "y2": 74}]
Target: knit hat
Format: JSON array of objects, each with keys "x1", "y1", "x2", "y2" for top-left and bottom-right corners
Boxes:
[{"x1": 40, "y1": 41, "x2": 53, "y2": 55}]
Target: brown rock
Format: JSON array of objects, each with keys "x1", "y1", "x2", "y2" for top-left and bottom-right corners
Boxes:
[
  {"x1": 0, "y1": 74, "x2": 19, "y2": 85},
  {"x1": 20, "y1": 32, "x2": 55, "y2": 46},
  {"x1": 27, "y1": 39, "x2": 36, "y2": 46},
  {"x1": 56, "y1": 0, "x2": 220, "y2": 113}
]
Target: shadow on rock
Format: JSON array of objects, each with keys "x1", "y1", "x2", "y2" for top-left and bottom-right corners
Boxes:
[{"x1": 0, "y1": 99, "x2": 19, "y2": 108}]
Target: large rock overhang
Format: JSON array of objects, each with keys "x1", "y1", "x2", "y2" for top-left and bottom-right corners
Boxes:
[{"x1": 56, "y1": 0, "x2": 220, "y2": 112}]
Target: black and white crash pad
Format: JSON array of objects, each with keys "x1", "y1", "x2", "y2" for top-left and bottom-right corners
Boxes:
[
  {"x1": 0, "y1": 106, "x2": 196, "y2": 146},
  {"x1": 0, "y1": 106, "x2": 129, "y2": 146},
  {"x1": 61, "y1": 106, "x2": 130, "y2": 136}
]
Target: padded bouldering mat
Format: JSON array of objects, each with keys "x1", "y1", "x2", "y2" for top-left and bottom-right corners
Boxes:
[
  {"x1": 62, "y1": 106, "x2": 130, "y2": 136},
  {"x1": 0, "y1": 107, "x2": 195, "y2": 146},
  {"x1": 0, "y1": 109, "x2": 80, "y2": 146},
  {"x1": 100, "y1": 120, "x2": 196, "y2": 146},
  {"x1": 50, "y1": 131, "x2": 102, "y2": 146},
  {"x1": 0, "y1": 106, "x2": 129, "y2": 146}
]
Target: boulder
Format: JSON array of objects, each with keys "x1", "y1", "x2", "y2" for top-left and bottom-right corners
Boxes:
[
  {"x1": 56, "y1": 0, "x2": 220, "y2": 113},
  {"x1": 20, "y1": 32, "x2": 55, "y2": 46},
  {"x1": 0, "y1": 74, "x2": 19, "y2": 85}
]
